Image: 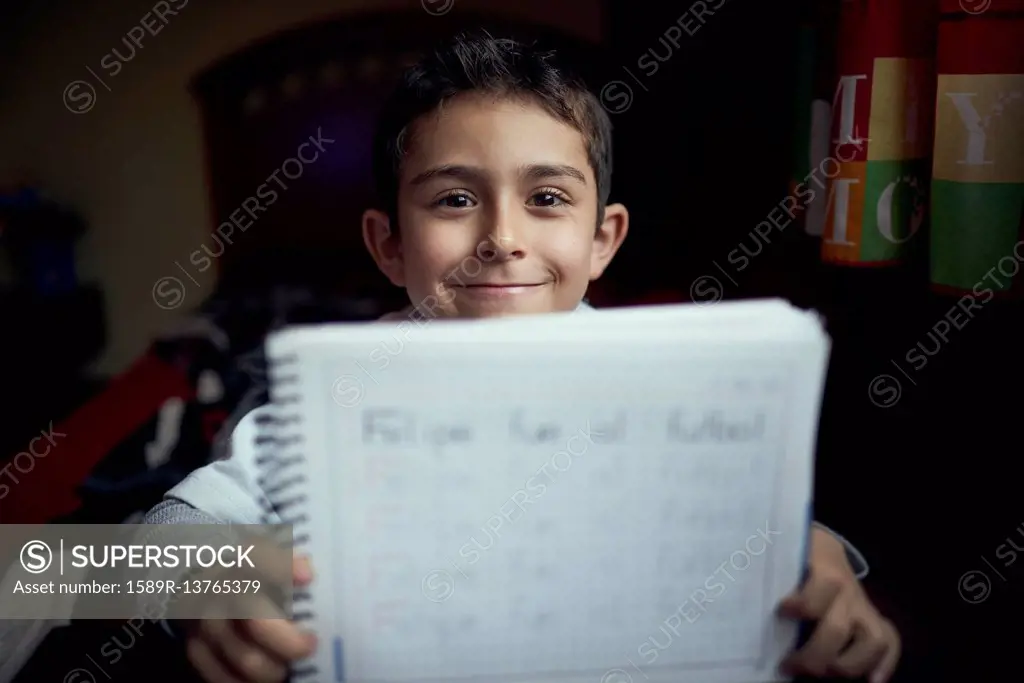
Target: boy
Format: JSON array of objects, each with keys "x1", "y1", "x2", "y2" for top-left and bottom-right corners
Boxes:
[{"x1": 146, "y1": 31, "x2": 900, "y2": 683}]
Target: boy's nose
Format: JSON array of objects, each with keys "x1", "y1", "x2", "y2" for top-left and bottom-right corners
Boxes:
[{"x1": 480, "y1": 229, "x2": 525, "y2": 261}]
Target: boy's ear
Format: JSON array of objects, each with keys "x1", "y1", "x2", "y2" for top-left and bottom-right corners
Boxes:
[
  {"x1": 362, "y1": 209, "x2": 405, "y2": 287},
  {"x1": 590, "y1": 202, "x2": 629, "y2": 280}
]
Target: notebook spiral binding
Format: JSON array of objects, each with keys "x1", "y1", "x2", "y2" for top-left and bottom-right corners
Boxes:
[{"x1": 255, "y1": 351, "x2": 319, "y2": 683}]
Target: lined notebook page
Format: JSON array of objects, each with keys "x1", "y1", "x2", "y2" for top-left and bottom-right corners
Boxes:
[{"x1": 263, "y1": 300, "x2": 829, "y2": 683}]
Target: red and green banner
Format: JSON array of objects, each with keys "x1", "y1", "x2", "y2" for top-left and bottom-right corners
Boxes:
[
  {"x1": 931, "y1": 0, "x2": 1024, "y2": 295},
  {"x1": 822, "y1": 0, "x2": 939, "y2": 266}
]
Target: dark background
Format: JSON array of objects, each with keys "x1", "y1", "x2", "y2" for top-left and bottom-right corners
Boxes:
[{"x1": 1, "y1": 0, "x2": 1020, "y2": 681}]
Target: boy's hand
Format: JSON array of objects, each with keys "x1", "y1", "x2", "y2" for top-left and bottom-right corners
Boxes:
[
  {"x1": 778, "y1": 531, "x2": 900, "y2": 683},
  {"x1": 186, "y1": 555, "x2": 317, "y2": 683}
]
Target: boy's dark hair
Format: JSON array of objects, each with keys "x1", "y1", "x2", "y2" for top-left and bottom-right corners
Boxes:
[{"x1": 372, "y1": 31, "x2": 614, "y2": 228}]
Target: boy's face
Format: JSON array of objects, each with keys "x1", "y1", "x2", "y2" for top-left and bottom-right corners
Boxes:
[{"x1": 363, "y1": 93, "x2": 628, "y2": 318}]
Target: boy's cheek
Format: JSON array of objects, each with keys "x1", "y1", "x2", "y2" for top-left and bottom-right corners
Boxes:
[{"x1": 434, "y1": 285, "x2": 456, "y2": 306}]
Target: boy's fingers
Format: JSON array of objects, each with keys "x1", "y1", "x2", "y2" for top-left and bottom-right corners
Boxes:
[
  {"x1": 784, "y1": 602, "x2": 852, "y2": 676},
  {"x1": 869, "y1": 626, "x2": 901, "y2": 683},
  {"x1": 239, "y1": 592, "x2": 317, "y2": 662},
  {"x1": 829, "y1": 623, "x2": 887, "y2": 678},
  {"x1": 187, "y1": 551, "x2": 307, "y2": 622},
  {"x1": 293, "y1": 555, "x2": 313, "y2": 585},
  {"x1": 204, "y1": 618, "x2": 287, "y2": 683},
  {"x1": 782, "y1": 572, "x2": 842, "y2": 620},
  {"x1": 776, "y1": 593, "x2": 802, "y2": 618},
  {"x1": 224, "y1": 590, "x2": 316, "y2": 661},
  {"x1": 243, "y1": 619, "x2": 317, "y2": 661},
  {"x1": 187, "y1": 636, "x2": 246, "y2": 683}
]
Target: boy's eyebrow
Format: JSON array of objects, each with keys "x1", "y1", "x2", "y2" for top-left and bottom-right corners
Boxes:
[
  {"x1": 521, "y1": 163, "x2": 587, "y2": 185},
  {"x1": 408, "y1": 163, "x2": 588, "y2": 186},
  {"x1": 408, "y1": 164, "x2": 485, "y2": 186}
]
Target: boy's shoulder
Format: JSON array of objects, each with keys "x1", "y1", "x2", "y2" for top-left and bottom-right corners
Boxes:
[{"x1": 159, "y1": 404, "x2": 272, "y2": 524}]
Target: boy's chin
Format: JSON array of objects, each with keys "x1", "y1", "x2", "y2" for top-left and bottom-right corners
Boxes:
[
  {"x1": 464, "y1": 308, "x2": 540, "y2": 318},
  {"x1": 406, "y1": 284, "x2": 578, "y2": 319},
  {"x1": 452, "y1": 304, "x2": 549, "y2": 319}
]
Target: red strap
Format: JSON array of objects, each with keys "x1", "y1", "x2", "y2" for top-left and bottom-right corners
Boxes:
[{"x1": 0, "y1": 352, "x2": 192, "y2": 524}]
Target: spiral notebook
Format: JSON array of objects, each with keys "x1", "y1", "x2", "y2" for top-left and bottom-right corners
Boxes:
[{"x1": 257, "y1": 299, "x2": 830, "y2": 683}]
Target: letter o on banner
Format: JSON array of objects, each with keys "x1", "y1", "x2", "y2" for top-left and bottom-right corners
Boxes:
[
  {"x1": 930, "y1": 0, "x2": 1024, "y2": 298},
  {"x1": 821, "y1": 0, "x2": 938, "y2": 266}
]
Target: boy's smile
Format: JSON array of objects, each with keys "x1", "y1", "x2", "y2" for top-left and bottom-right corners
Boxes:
[
  {"x1": 362, "y1": 92, "x2": 628, "y2": 319},
  {"x1": 448, "y1": 281, "x2": 552, "y2": 310}
]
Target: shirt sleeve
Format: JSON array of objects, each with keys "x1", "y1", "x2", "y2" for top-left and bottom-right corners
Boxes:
[
  {"x1": 156, "y1": 405, "x2": 280, "y2": 526},
  {"x1": 142, "y1": 403, "x2": 279, "y2": 638},
  {"x1": 812, "y1": 521, "x2": 869, "y2": 579}
]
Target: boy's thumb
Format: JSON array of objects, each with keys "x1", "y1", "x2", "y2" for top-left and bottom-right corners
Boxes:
[
  {"x1": 776, "y1": 594, "x2": 804, "y2": 619},
  {"x1": 293, "y1": 555, "x2": 313, "y2": 584}
]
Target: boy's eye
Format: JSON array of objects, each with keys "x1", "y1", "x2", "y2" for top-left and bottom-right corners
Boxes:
[
  {"x1": 436, "y1": 192, "x2": 475, "y2": 209},
  {"x1": 528, "y1": 191, "x2": 569, "y2": 208}
]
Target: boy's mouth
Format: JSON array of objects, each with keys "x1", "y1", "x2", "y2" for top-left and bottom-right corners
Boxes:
[{"x1": 454, "y1": 283, "x2": 548, "y2": 296}]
